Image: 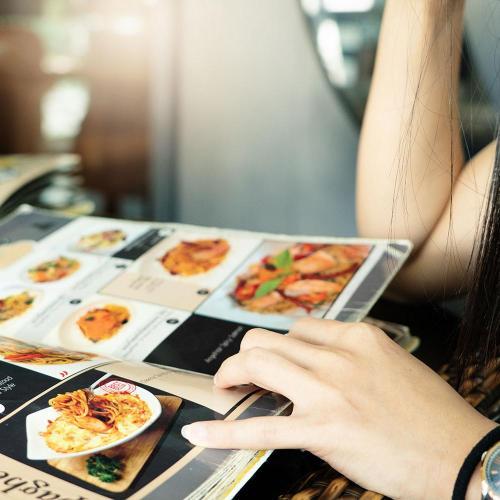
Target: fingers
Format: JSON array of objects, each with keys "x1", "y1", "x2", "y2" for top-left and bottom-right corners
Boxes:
[
  {"x1": 240, "y1": 328, "x2": 328, "y2": 372},
  {"x1": 215, "y1": 348, "x2": 318, "y2": 404},
  {"x1": 288, "y1": 318, "x2": 348, "y2": 346},
  {"x1": 288, "y1": 319, "x2": 390, "y2": 359},
  {"x1": 181, "y1": 416, "x2": 306, "y2": 450}
]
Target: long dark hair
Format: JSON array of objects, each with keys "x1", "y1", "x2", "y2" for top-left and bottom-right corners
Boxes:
[
  {"x1": 400, "y1": 1, "x2": 499, "y2": 381},
  {"x1": 457, "y1": 137, "x2": 499, "y2": 378}
]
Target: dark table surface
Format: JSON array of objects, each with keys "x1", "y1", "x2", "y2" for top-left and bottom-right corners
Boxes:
[{"x1": 236, "y1": 298, "x2": 460, "y2": 499}]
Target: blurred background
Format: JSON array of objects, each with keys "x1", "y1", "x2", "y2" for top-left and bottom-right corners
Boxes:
[{"x1": 0, "y1": 0, "x2": 498, "y2": 235}]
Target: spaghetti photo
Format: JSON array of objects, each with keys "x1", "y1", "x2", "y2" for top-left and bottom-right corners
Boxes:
[
  {"x1": 42, "y1": 389, "x2": 152, "y2": 454},
  {"x1": 0, "y1": 338, "x2": 94, "y2": 365}
]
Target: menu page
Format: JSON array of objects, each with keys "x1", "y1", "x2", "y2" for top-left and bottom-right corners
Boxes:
[
  {"x1": 0, "y1": 206, "x2": 412, "y2": 377},
  {"x1": 0, "y1": 206, "x2": 411, "y2": 499},
  {"x1": 0, "y1": 335, "x2": 287, "y2": 499}
]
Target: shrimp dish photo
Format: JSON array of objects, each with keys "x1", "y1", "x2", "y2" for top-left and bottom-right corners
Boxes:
[{"x1": 232, "y1": 243, "x2": 371, "y2": 314}]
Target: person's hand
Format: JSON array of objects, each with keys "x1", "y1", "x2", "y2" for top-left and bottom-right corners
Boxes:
[{"x1": 181, "y1": 318, "x2": 496, "y2": 499}]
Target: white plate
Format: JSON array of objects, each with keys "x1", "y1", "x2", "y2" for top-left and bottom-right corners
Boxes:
[
  {"x1": 26, "y1": 381, "x2": 162, "y2": 460},
  {"x1": 70, "y1": 228, "x2": 129, "y2": 256},
  {"x1": 57, "y1": 299, "x2": 135, "y2": 351},
  {"x1": 0, "y1": 286, "x2": 43, "y2": 331},
  {"x1": 137, "y1": 236, "x2": 226, "y2": 283},
  {"x1": 21, "y1": 253, "x2": 86, "y2": 288}
]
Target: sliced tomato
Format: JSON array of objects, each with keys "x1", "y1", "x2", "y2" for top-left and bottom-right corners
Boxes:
[
  {"x1": 234, "y1": 282, "x2": 259, "y2": 301},
  {"x1": 5, "y1": 353, "x2": 45, "y2": 361}
]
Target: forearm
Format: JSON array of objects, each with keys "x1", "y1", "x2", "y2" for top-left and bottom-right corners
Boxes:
[{"x1": 356, "y1": 0, "x2": 465, "y2": 249}]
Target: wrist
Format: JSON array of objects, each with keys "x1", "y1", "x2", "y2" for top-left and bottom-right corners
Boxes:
[
  {"x1": 452, "y1": 421, "x2": 500, "y2": 500},
  {"x1": 465, "y1": 464, "x2": 481, "y2": 500}
]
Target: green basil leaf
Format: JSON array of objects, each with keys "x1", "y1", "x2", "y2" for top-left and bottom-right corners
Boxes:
[
  {"x1": 254, "y1": 276, "x2": 285, "y2": 298},
  {"x1": 272, "y1": 249, "x2": 293, "y2": 270}
]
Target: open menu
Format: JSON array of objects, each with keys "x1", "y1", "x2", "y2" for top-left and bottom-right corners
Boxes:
[{"x1": 0, "y1": 205, "x2": 412, "y2": 499}]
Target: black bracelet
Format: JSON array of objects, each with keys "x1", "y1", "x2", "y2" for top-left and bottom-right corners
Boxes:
[{"x1": 452, "y1": 426, "x2": 500, "y2": 500}]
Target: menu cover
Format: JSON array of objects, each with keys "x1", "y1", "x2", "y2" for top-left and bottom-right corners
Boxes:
[
  {"x1": 0, "y1": 155, "x2": 80, "y2": 210},
  {"x1": 0, "y1": 205, "x2": 412, "y2": 499}
]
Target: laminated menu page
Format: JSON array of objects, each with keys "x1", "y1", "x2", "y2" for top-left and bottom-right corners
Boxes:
[
  {"x1": 0, "y1": 336, "x2": 288, "y2": 499},
  {"x1": 0, "y1": 205, "x2": 412, "y2": 499},
  {"x1": 0, "y1": 205, "x2": 412, "y2": 377}
]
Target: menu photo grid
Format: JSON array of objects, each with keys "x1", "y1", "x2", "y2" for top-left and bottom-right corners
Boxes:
[
  {"x1": 0, "y1": 209, "x2": 412, "y2": 378},
  {"x1": 0, "y1": 363, "x2": 277, "y2": 499}
]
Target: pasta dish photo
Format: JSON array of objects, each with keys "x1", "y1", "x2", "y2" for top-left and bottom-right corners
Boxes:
[
  {"x1": 0, "y1": 290, "x2": 36, "y2": 324},
  {"x1": 77, "y1": 230, "x2": 127, "y2": 252},
  {"x1": 41, "y1": 389, "x2": 152, "y2": 454},
  {"x1": 27, "y1": 256, "x2": 80, "y2": 283},
  {"x1": 77, "y1": 304, "x2": 130, "y2": 343},
  {"x1": 160, "y1": 239, "x2": 230, "y2": 276},
  {"x1": 232, "y1": 243, "x2": 371, "y2": 314},
  {"x1": 0, "y1": 337, "x2": 94, "y2": 365}
]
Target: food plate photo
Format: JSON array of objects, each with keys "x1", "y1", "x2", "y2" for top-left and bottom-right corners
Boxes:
[
  {"x1": 0, "y1": 285, "x2": 43, "y2": 333},
  {"x1": 26, "y1": 379, "x2": 162, "y2": 460},
  {"x1": 53, "y1": 218, "x2": 151, "y2": 257},
  {"x1": 197, "y1": 240, "x2": 376, "y2": 331},
  {"x1": 134, "y1": 231, "x2": 262, "y2": 290},
  {"x1": 56, "y1": 298, "x2": 135, "y2": 350},
  {"x1": 18, "y1": 250, "x2": 102, "y2": 291}
]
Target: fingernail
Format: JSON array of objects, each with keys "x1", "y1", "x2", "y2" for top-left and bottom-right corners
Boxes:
[
  {"x1": 213, "y1": 373, "x2": 218, "y2": 385},
  {"x1": 181, "y1": 423, "x2": 208, "y2": 445}
]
